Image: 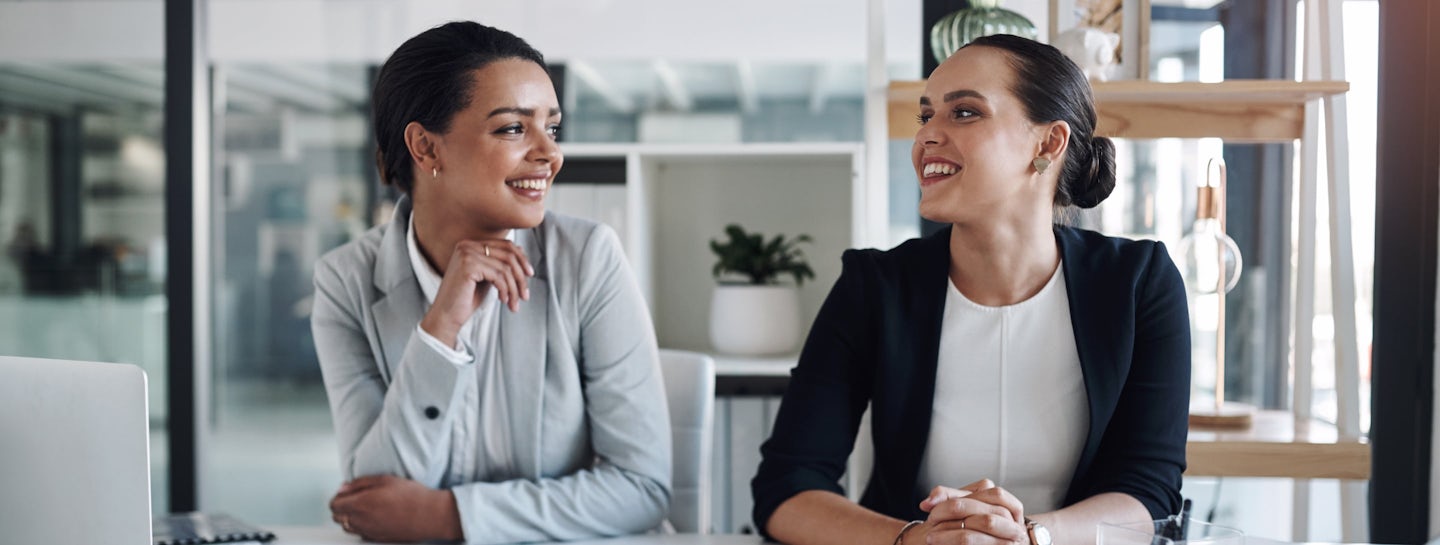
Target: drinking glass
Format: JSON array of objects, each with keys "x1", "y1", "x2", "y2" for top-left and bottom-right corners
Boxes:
[{"x1": 1097, "y1": 519, "x2": 1244, "y2": 545}]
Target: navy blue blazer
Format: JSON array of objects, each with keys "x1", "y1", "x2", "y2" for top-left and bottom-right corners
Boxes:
[{"x1": 752, "y1": 226, "x2": 1190, "y2": 537}]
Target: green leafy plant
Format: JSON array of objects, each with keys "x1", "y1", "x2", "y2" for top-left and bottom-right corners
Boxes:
[{"x1": 709, "y1": 224, "x2": 816, "y2": 286}]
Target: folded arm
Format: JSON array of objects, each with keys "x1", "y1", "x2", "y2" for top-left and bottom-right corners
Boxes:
[
  {"x1": 1074, "y1": 242, "x2": 1190, "y2": 521},
  {"x1": 449, "y1": 225, "x2": 672, "y2": 544},
  {"x1": 312, "y1": 257, "x2": 474, "y2": 485},
  {"x1": 754, "y1": 250, "x2": 884, "y2": 544}
]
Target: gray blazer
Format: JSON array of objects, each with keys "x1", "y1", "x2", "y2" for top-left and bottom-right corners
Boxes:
[{"x1": 311, "y1": 197, "x2": 672, "y2": 544}]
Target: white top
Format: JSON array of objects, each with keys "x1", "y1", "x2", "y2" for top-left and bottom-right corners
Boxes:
[
  {"x1": 917, "y1": 264, "x2": 1089, "y2": 513},
  {"x1": 406, "y1": 216, "x2": 517, "y2": 483}
]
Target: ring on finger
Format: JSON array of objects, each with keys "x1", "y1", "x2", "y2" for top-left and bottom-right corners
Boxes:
[
  {"x1": 342, "y1": 515, "x2": 352, "y2": 532},
  {"x1": 484, "y1": 244, "x2": 490, "y2": 257},
  {"x1": 961, "y1": 519, "x2": 966, "y2": 530}
]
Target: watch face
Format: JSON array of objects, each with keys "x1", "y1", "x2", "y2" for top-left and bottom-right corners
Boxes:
[{"x1": 1033, "y1": 524, "x2": 1053, "y2": 545}]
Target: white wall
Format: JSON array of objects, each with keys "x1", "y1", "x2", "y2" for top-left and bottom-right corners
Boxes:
[{"x1": 648, "y1": 154, "x2": 854, "y2": 352}]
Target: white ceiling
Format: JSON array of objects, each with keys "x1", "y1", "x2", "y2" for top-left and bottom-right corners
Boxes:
[
  {"x1": 0, "y1": 0, "x2": 1070, "y2": 116},
  {"x1": 0, "y1": 0, "x2": 933, "y2": 63}
]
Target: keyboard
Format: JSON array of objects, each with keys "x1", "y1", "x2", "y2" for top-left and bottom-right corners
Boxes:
[{"x1": 153, "y1": 512, "x2": 276, "y2": 545}]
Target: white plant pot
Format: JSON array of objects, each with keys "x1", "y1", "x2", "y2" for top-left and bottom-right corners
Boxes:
[{"x1": 709, "y1": 284, "x2": 802, "y2": 356}]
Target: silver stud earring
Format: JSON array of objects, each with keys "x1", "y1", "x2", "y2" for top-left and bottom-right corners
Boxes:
[
  {"x1": 432, "y1": 167, "x2": 438, "y2": 179},
  {"x1": 1033, "y1": 157, "x2": 1051, "y2": 175}
]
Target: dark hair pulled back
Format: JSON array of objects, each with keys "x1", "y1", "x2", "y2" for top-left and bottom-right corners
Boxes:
[
  {"x1": 963, "y1": 34, "x2": 1115, "y2": 209},
  {"x1": 372, "y1": 21, "x2": 547, "y2": 193}
]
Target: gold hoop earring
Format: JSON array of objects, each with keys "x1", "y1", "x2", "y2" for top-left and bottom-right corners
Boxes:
[{"x1": 1033, "y1": 157, "x2": 1051, "y2": 175}]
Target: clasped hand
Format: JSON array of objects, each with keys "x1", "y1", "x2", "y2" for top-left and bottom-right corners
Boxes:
[{"x1": 909, "y1": 479, "x2": 1028, "y2": 545}]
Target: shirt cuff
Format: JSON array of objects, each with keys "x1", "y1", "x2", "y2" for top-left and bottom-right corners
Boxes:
[{"x1": 415, "y1": 324, "x2": 474, "y2": 365}]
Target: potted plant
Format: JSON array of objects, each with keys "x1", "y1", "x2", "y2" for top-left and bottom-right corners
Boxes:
[{"x1": 708, "y1": 224, "x2": 815, "y2": 356}]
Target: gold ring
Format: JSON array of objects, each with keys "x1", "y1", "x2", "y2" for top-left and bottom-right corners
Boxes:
[{"x1": 484, "y1": 245, "x2": 490, "y2": 257}]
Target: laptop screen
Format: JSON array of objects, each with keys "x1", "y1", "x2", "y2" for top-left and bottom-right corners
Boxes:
[{"x1": 0, "y1": 356, "x2": 152, "y2": 545}]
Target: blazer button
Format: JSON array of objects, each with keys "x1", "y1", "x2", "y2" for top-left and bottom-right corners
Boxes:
[{"x1": 424, "y1": 406, "x2": 440, "y2": 419}]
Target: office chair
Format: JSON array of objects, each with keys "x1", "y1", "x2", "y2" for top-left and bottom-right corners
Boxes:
[{"x1": 658, "y1": 349, "x2": 715, "y2": 534}]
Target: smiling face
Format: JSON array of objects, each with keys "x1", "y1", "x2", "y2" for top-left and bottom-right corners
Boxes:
[
  {"x1": 912, "y1": 46, "x2": 1054, "y2": 225},
  {"x1": 417, "y1": 58, "x2": 562, "y2": 231}
]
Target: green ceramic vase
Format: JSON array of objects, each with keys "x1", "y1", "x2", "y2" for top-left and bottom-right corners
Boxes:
[{"x1": 929, "y1": 0, "x2": 1039, "y2": 64}]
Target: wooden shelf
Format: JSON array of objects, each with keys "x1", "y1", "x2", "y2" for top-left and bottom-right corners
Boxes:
[
  {"x1": 695, "y1": 362, "x2": 1372, "y2": 477},
  {"x1": 1185, "y1": 410, "x2": 1370, "y2": 480},
  {"x1": 1092, "y1": 80, "x2": 1349, "y2": 103},
  {"x1": 888, "y1": 79, "x2": 1349, "y2": 142}
]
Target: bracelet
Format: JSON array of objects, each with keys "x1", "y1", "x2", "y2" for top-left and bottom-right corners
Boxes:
[{"x1": 894, "y1": 520, "x2": 924, "y2": 545}]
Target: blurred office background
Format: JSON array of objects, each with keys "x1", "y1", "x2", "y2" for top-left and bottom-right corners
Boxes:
[{"x1": 0, "y1": 0, "x2": 1389, "y2": 541}]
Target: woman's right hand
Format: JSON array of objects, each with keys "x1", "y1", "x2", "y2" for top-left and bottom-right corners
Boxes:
[
  {"x1": 419, "y1": 239, "x2": 534, "y2": 347},
  {"x1": 909, "y1": 480, "x2": 1028, "y2": 545}
]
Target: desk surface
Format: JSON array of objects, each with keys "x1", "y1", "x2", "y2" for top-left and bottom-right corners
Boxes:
[
  {"x1": 271, "y1": 526, "x2": 765, "y2": 544},
  {"x1": 269, "y1": 526, "x2": 1343, "y2": 545}
]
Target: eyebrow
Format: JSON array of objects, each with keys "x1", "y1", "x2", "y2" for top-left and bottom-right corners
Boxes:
[
  {"x1": 486, "y1": 107, "x2": 563, "y2": 118},
  {"x1": 918, "y1": 89, "x2": 988, "y2": 106}
]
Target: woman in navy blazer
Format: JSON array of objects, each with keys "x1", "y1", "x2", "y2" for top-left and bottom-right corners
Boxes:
[{"x1": 753, "y1": 35, "x2": 1189, "y2": 545}]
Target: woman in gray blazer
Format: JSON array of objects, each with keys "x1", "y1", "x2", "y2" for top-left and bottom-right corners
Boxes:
[{"x1": 313, "y1": 21, "x2": 671, "y2": 544}]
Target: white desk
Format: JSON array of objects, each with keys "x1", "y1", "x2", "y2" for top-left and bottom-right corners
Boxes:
[
  {"x1": 268, "y1": 526, "x2": 1322, "y2": 545},
  {"x1": 270, "y1": 526, "x2": 765, "y2": 544}
]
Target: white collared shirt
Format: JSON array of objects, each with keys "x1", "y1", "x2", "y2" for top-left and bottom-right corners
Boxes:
[
  {"x1": 406, "y1": 215, "x2": 517, "y2": 483},
  {"x1": 917, "y1": 264, "x2": 1089, "y2": 513}
]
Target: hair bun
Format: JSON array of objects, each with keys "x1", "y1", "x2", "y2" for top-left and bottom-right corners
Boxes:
[{"x1": 1072, "y1": 136, "x2": 1116, "y2": 208}]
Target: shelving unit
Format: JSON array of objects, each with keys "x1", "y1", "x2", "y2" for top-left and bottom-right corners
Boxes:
[
  {"x1": 711, "y1": 354, "x2": 795, "y2": 379},
  {"x1": 1186, "y1": 410, "x2": 1370, "y2": 480},
  {"x1": 886, "y1": 79, "x2": 1349, "y2": 142},
  {"x1": 557, "y1": 143, "x2": 873, "y2": 353}
]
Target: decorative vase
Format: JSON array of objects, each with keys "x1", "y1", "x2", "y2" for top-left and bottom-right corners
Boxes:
[
  {"x1": 709, "y1": 284, "x2": 802, "y2": 356},
  {"x1": 929, "y1": 0, "x2": 1039, "y2": 64}
]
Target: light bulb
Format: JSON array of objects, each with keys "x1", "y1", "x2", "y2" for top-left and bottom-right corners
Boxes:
[
  {"x1": 1177, "y1": 184, "x2": 1242, "y2": 294},
  {"x1": 1178, "y1": 219, "x2": 1242, "y2": 294}
]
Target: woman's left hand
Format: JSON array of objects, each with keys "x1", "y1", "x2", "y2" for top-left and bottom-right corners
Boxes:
[
  {"x1": 919, "y1": 479, "x2": 1029, "y2": 544},
  {"x1": 329, "y1": 475, "x2": 461, "y2": 542}
]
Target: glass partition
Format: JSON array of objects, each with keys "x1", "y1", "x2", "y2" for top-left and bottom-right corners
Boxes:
[
  {"x1": 0, "y1": 1, "x2": 168, "y2": 514},
  {"x1": 563, "y1": 60, "x2": 865, "y2": 143},
  {"x1": 205, "y1": 61, "x2": 373, "y2": 523}
]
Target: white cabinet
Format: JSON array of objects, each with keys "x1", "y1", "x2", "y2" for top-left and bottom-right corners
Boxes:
[{"x1": 554, "y1": 143, "x2": 875, "y2": 352}]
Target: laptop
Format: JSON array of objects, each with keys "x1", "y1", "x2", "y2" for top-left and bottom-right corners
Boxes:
[{"x1": 0, "y1": 355, "x2": 152, "y2": 545}]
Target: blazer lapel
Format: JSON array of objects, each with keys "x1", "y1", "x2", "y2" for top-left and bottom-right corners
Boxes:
[
  {"x1": 499, "y1": 225, "x2": 548, "y2": 478},
  {"x1": 1055, "y1": 226, "x2": 1122, "y2": 494},
  {"x1": 370, "y1": 197, "x2": 424, "y2": 385},
  {"x1": 891, "y1": 228, "x2": 952, "y2": 509}
]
